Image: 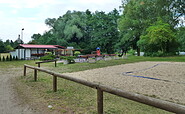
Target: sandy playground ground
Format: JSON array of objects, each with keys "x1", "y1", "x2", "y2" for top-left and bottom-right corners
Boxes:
[{"x1": 64, "y1": 61, "x2": 185, "y2": 105}]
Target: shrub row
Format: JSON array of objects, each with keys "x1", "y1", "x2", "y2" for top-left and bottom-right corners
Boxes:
[{"x1": 0, "y1": 55, "x2": 18, "y2": 61}]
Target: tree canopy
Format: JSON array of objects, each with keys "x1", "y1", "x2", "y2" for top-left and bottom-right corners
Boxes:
[
  {"x1": 27, "y1": 0, "x2": 185, "y2": 56},
  {"x1": 0, "y1": 39, "x2": 18, "y2": 53},
  {"x1": 30, "y1": 9, "x2": 120, "y2": 54},
  {"x1": 1, "y1": 0, "x2": 184, "y2": 57},
  {"x1": 138, "y1": 18, "x2": 179, "y2": 56},
  {"x1": 118, "y1": 0, "x2": 185, "y2": 56}
]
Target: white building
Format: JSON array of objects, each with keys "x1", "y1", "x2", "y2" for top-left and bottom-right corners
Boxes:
[{"x1": 13, "y1": 44, "x2": 65, "y2": 60}]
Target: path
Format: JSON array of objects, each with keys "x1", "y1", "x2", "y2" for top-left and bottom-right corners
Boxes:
[{"x1": 0, "y1": 66, "x2": 37, "y2": 114}]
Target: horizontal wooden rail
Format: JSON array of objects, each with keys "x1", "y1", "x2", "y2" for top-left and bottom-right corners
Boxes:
[
  {"x1": 35, "y1": 60, "x2": 57, "y2": 67},
  {"x1": 24, "y1": 64, "x2": 185, "y2": 114}
]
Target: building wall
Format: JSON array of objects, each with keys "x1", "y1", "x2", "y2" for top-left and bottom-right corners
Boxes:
[
  {"x1": 12, "y1": 48, "x2": 60, "y2": 60},
  {"x1": 30, "y1": 49, "x2": 45, "y2": 54},
  {"x1": 25, "y1": 49, "x2": 31, "y2": 59},
  {"x1": 16, "y1": 49, "x2": 25, "y2": 59},
  {"x1": 10, "y1": 51, "x2": 17, "y2": 58}
]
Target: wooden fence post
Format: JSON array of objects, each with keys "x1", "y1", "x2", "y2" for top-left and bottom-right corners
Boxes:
[
  {"x1": 34, "y1": 69, "x2": 37, "y2": 81},
  {"x1": 55, "y1": 60, "x2": 57, "y2": 67},
  {"x1": 38, "y1": 63, "x2": 40, "y2": 67},
  {"x1": 53, "y1": 75, "x2": 57, "y2": 92},
  {"x1": 24, "y1": 65, "x2": 26, "y2": 76},
  {"x1": 97, "y1": 87, "x2": 103, "y2": 114}
]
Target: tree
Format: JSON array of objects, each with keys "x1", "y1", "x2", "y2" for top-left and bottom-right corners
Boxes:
[
  {"x1": 0, "y1": 39, "x2": 6, "y2": 53},
  {"x1": 118, "y1": 0, "x2": 156, "y2": 56},
  {"x1": 177, "y1": 27, "x2": 185, "y2": 51},
  {"x1": 63, "y1": 11, "x2": 86, "y2": 46},
  {"x1": 30, "y1": 9, "x2": 120, "y2": 54},
  {"x1": 6, "y1": 45, "x2": 14, "y2": 51},
  {"x1": 118, "y1": 0, "x2": 185, "y2": 56},
  {"x1": 88, "y1": 9, "x2": 120, "y2": 53},
  {"x1": 138, "y1": 18, "x2": 178, "y2": 56},
  {"x1": 31, "y1": 33, "x2": 42, "y2": 44}
]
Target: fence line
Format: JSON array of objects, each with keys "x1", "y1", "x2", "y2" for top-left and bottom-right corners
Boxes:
[
  {"x1": 35, "y1": 60, "x2": 57, "y2": 67},
  {"x1": 24, "y1": 64, "x2": 185, "y2": 114}
]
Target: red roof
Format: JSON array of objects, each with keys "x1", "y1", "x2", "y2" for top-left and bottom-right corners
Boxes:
[
  {"x1": 19, "y1": 44, "x2": 61, "y2": 49},
  {"x1": 54, "y1": 45, "x2": 66, "y2": 49}
]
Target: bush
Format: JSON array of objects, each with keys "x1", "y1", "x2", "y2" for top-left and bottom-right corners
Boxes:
[
  {"x1": 10, "y1": 55, "x2": 12, "y2": 61},
  {"x1": 144, "y1": 51, "x2": 177, "y2": 57},
  {"x1": 40, "y1": 54, "x2": 56, "y2": 61},
  {"x1": 2, "y1": 56, "x2": 5, "y2": 61},
  {"x1": 6, "y1": 56, "x2": 10, "y2": 61},
  {"x1": 74, "y1": 51, "x2": 81, "y2": 57},
  {"x1": 12, "y1": 56, "x2": 15, "y2": 60},
  {"x1": 15, "y1": 56, "x2": 18, "y2": 60},
  {"x1": 60, "y1": 56, "x2": 76, "y2": 64},
  {"x1": 128, "y1": 49, "x2": 136, "y2": 55},
  {"x1": 45, "y1": 52, "x2": 52, "y2": 55}
]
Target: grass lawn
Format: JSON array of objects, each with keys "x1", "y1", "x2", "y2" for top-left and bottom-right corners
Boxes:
[{"x1": 4, "y1": 55, "x2": 185, "y2": 114}]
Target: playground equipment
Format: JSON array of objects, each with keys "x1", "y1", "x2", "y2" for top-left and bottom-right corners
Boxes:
[{"x1": 96, "y1": 47, "x2": 101, "y2": 56}]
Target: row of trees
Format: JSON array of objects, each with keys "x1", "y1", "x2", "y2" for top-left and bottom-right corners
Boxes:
[
  {"x1": 0, "y1": 39, "x2": 20, "y2": 53},
  {"x1": 30, "y1": 9, "x2": 120, "y2": 54},
  {"x1": 29, "y1": 0, "x2": 185, "y2": 56}
]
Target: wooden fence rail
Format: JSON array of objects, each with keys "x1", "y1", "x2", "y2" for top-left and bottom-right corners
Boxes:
[
  {"x1": 23, "y1": 64, "x2": 185, "y2": 114},
  {"x1": 35, "y1": 60, "x2": 57, "y2": 67}
]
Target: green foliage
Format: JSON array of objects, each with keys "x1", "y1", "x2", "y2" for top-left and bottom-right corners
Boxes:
[
  {"x1": 74, "y1": 51, "x2": 81, "y2": 57},
  {"x1": 177, "y1": 27, "x2": 185, "y2": 51},
  {"x1": 128, "y1": 49, "x2": 136, "y2": 55},
  {"x1": 2, "y1": 56, "x2": 5, "y2": 61},
  {"x1": 144, "y1": 51, "x2": 177, "y2": 57},
  {"x1": 15, "y1": 56, "x2": 18, "y2": 60},
  {"x1": 5, "y1": 45, "x2": 14, "y2": 51},
  {"x1": 12, "y1": 56, "x2": 15, "y2": 60},
  {"x1": 118, "y1": 0, "x2": 156, "y2": 55},
  {"x1": 0, "y1": 39, "x2": 21, "y2": 53},
  {"x1": 138, "y1": 18, "x2": 179, "y2": 56},
  {"x1": 6, "y1": 56, "x2": 10, "y2": 61},
  {"x1": 88, "y1": 9, "x2": 120, "y2": 54},
  {"x1": 40, "y1": 54, "x2": 56, "y2": 61},
  {"x1": 9, "y1": 55, "x2": 12, "y2": 61},
  {"x1": 0, "y1": 39, "x2": 6, "y2": 53},
  {"x1": 60, "y1": 56, "x2": 76, "y2": 64},
  {"x1": 118, "y1": 0, "x2": 184, "y2": 56},
  {"x1": 30, "y1": 9, "x2": 120, "y2": 54}
]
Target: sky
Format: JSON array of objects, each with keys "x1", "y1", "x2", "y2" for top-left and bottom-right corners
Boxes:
[{"x1": 0, "y1": 0, "x2": 122, "y2": 43}]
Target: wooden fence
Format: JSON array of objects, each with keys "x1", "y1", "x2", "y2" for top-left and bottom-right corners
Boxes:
[
  {"x1": 35, "y1": 60, "x2": 57, "y2": 67},
  {"x1": 23, "y1": 64, "x2": 185, "y2": 114}
]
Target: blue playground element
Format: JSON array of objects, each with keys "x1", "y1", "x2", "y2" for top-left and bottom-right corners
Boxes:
[{"x1": 96, "y1": 47, "x2": 100, "y2": 50}]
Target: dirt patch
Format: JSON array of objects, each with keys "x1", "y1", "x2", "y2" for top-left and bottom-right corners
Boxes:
[
  {"x1": 0, "y1": 66, "x2": 38, "y2": 114},
  {"x1": 63, "y1": 61, "x2": 185, "y2": 105}
]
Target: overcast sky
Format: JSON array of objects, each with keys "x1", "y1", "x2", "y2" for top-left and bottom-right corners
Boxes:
[{"x1": 0, "y1": 0, "x2": 122, "y2": 43}]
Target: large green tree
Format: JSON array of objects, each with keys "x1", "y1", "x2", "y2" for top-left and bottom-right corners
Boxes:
[
  {"x1": 177, "y1": 27, "x2": 185, "y2": 51},
  {"x1": 88, "y1": 9, "x2": 120, "y2": 53},
  {"x1": 118, "y1": 0, "x2": 185, "y2": 56},
  {"x1": 30, "y1": 9, "x2": 120, "y2": 54},
  {"x1": 118, "y1": 0, "x2": 156, "y2": 56},
  {"x1": 138, "y1": 19, "x2": 178, "y2": 56}
]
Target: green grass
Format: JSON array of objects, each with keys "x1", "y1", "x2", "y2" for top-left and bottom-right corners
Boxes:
[
  {"x1": 21, "y1": 73, "x2": 172, "y2": 114},
  {"x1": 3, "y1": 55, "x2": 185, "y2": 113}
]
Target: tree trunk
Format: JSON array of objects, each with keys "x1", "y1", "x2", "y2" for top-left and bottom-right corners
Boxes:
[{"x1": 137, "y1": 47, "x2": 140, "y2": 56}]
